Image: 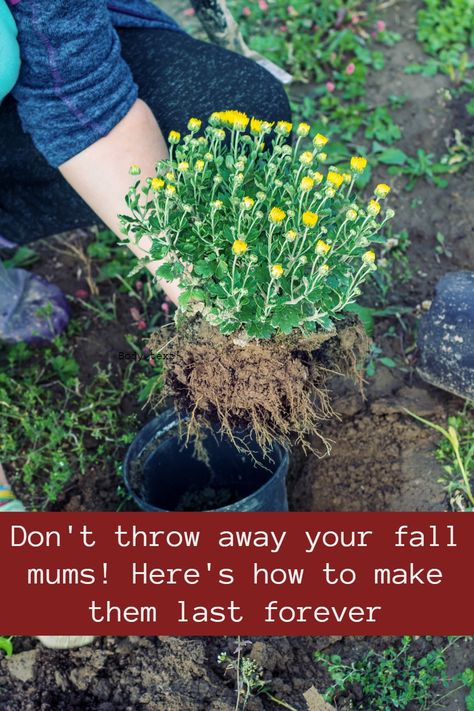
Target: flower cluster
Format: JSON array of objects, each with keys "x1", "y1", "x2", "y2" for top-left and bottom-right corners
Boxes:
[{"x1": 121, "y1": 112, "x2": 394, "y2": 338}]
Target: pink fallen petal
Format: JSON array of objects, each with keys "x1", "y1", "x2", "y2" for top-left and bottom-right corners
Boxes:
[
  {"x1": 287, "y1": 5, "x2": 296, "y2": 15},
  {"x1": 351, "y1": 14, "x2": 360, "y2": 24},
  {"x1": 258, "y1": 0, "x2": 268, "y2": 9},
  {"x1": 135, "y1": 280, "x2": 143, "y2": 291},
  {"x1": 161, "y1": 302, "x2": 170, "y2": 314},
  {"x1": 326, "y1": 81, "x2": 335, "y2": 92},
  {"x1": 279, "y1": 23, "x2": 287, "y2": 32},
  {"x1": 148, "y1": 357, "x2": 156, "y2": 366},
  {"x1": 74, "y1": 289, "x2": 89, "y2": 299},
  {"x1": 136, "y1": 320, "x2": 147, "y2": 330},
  {"x1": 376, "y1": 20, "x2": 386, "y2": 32},
  {"x1": 346, "y1": 62, "x2": 356, "y2": 75},
  {"x1": 242, "y1": 6, "x2": 251, "y2": 16},
  {"x1": 182, "y1": 7, "x2": 195, "y2": 15},
  {"x1": 130, "y1": 306, "x2": 141, "y2": 321}
]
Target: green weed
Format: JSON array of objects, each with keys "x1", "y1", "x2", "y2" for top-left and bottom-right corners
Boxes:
[
  {"x1": 315, "y1": 636, "x2": 474, "y2": 710},
  {"x1": 0, "y1": 636, "x2": 14, "y2": 657},
  {"x1": 416, "y1": 0, "x2": 474, "y2": 73},
  {"x1": 405, "y1": 407, "x2": 474, "y2": 510}
]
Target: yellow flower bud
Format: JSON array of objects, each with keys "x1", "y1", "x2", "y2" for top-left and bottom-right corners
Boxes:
[
  {"x1": 269, "y1": 207, "x2": 286, "y2": 223},
  {"x1": 375, "y1": 183, "x2": 391, "y2": 198},
  {"x1": 313, "y1": 133, "x2": 329, "y2": 148},
  {"x1": 319, "y1": 264, "x2": 330, "y2": 275},
  {"x1": 367, "y1": 200, "x2": 381, "y2": 216},
  {"x1": 232, "y1": 239, "x2": 248, "y2": 256},
  {"x1": 317, "y1": 152, "x2": 327, "y2": 161},
  {"x1": 165, "y1": 171, "x2": 175, "y2": 181},
  {"x1": 346, "y1": 208, "x2": 358, "y2": 220},
  {"x1": 285, "y1": 229, "x2": 297, "y2": 241},
  {"x1": 350, "y1": 156, "x2": 367, "y2": 172},
  {"x1": 187, "y1": 117, "x2": 202, "y2": 132},
  {"x1": 312, "y1": 171, "x2": 324, "y2": 184},
  {"x1": 165, "y1": 184, "x2": 176, "y2": 196},
  {"x1": 195, "y1": 160, "x2": 205, "y2": 172},
  {"x1": 151, "y1": 177, "x2": 164, "y2": 190},
  {"x1": 302, "y1": 211, "x2": 319, "y2": 228},
  {"x1": 168, "y1": 130, "x2": 181, "y2": 144},
  {"x1": 212, "y1": 199, "x2": 223, "y2": 209},
  {"x1": 299, "y1": 151, "x2": 314, "y2": 165},
  {"x1": 178, "y1": 161, "x2": 189, "y2": 172},
  {"x1": 316, "y1": 239, "x2": 330, "y2": 255},
  {"x1": 297, "y1": 122, "x2": 311, "y2": 137},
  {"x1": 327, "y1": 171, "x2": 344, "y2": 188},
  {"x1": 275, "y1": 120, "x2": 292, "y2": 136},
  {"x1": 271, "y1": 264, "x2": 284, "y2": 278},
  {"x1": 300, "y1": 176, "x2": 314, "y2": 192},
  {"x1": 363, "y1": 250, "x2": 376, "y2": 264},
  {"x1": 129, "y1": 164, "x2": 141, "y2": 176},
  {"x1": 241, "y1": 196, "x2": 255, "y2": 210}
]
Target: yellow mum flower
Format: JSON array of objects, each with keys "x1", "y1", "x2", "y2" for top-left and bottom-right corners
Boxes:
[
  {"x1": 241, "y1": 196, "x2": 255, "y2": 210},
  {"x1": 178, "y1": 161, "x2": 189, "y2": 172},
  {"x1": 269, "y1": 207, "x2": 286, "y2": 223},
  {"x1": 313, "y1": 133, "x2": 329, "y2": 148},
  {"x1": 165, "y1": 184, "x2": 176, "y2": 196},
  {"x1": 300, "y1": 176, "x2": 314, "y2": 192},
  {"x1": 302, "y1": 211, "x2": 319, "y2": 228},
  {"x1": 299, "y1": 151, "x2": 314, "y2": 165},
  {"x1": 212, "y1": 199, "x2": 223, "y2": 209},
  {"x1": 327, "y1": 171, "x2": 344, "y2": 188},
  {"x1": 187, "y1": 117, "x2": 202, "y2": 132},
  {"x1": 363, "y1": 250, "x2": 376, "y2": 264},
  {"x1": 367, "y1": 200, "x2": 381, "y2": 216},
  {"x1": 232, "y1": 239, "x2": 248, "y2": 256},
  {"x1": 316, "y1": 239, "x2": 330, "y2": 255},
  {"x1": 312, "y1": 171, "x2": 324, "y2": 185},
  {"x1": 285, "y1": 229, "x2": 297, "y2": 241},
  {"x1": 350, "y1": 156, "x2": 367, "y2": 172},
  {"x1": 168, "y1": 130, "x2": 181, "y2": 144},
  {"x1": 151, "y1": 177, "x2": 164, "y2": 190},
  {"x1": 275, "y1": 120, "x2": 292, "y2": 136},
  {"x1": 271, "y1": 264, "x2": 284, "y2": 278},
  {"x1": 297, "y1": 122, "x2": 311, "y2": 137},
  {"x1": 213, "y1": 110, "x2": 249, "y2": 130},
  {"x1": 375, "y1": 183, "x2": 391, "y2": 198},
  {"x1": 195, "y1": 160, "x2": 205, "y2": 172}
]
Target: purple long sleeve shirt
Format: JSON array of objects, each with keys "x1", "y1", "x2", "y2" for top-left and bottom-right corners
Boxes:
[{"x1": 9, "y1": 0, "x2": 182, "y2": 167}]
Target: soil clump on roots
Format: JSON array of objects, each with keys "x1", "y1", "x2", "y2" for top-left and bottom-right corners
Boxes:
[{"x1": 149, "y1": 316, "x2": 368, "y2": 455}]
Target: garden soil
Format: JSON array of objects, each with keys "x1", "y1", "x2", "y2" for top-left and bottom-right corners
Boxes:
[{"x1": 1, "y1": 0, "x2": 474, "y2": 708}]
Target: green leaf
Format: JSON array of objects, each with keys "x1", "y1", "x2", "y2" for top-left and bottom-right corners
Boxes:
[
  {"x1": 461, "y1": 668, "x2": 474, "y2": 686},
  {"x1": 466, "y1": 688, "x2": 474, "y2": 711},
  {"x1": 270, "y1": 305, "x2": 301, "y2": 334},
  {"x1": 193, "y1": 260, "x2": 216, "y2": 277},
  {"x1": 466, "y1": 98, "x2": 474, "y2": 116},
  {"x1": 246, "y1": 321, "x2": 274, "y2": 339},
  {"x1": 0, "y1": 638, "x2": 13, "y2": 656},
  {"x1": 380, "y1": 356, "x2": 397, "y2": 368},
  {"x1": 376, "y1": 148, "x2": 408, "y2": 166},
  {"x1": 344, "y1": 304, "x2": 375, "y2": 336},
  {"x1": 155, "y1": 263, "x2": 176, "y2": 281}
]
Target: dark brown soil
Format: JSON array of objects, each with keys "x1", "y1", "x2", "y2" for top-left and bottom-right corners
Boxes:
[{"x1": 1, "y1": 0, "x2": 474, "y2": 708}]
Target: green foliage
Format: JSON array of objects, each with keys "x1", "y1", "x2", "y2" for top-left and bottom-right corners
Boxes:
[
  {"x1": 314, "y1": 636, "x2": 457, "y2": 710},
  {"x1": 0, "y1": 336, "x2": 156, "y2": 510},
  {"x1": 122, "y1": 114, "x2": 395, "y2": 338},
  {"x1": 416, "y1": 0, "x2": 474, "y2": 70},
  {"x1": 0, "y1": 637, "x2": 13, "y2": 657}
]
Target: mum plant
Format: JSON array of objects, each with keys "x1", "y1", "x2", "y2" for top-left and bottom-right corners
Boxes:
[{"x1": 121, "y1": 111, "x2": 394, "y2": 454}]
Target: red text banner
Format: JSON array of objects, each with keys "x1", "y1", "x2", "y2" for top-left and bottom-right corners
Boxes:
[{"x1": 0, "y1": 512, "x2": 471, "y2": 635}]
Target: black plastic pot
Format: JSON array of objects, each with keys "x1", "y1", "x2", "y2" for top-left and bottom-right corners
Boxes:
[{"x1": 123, "y1": 410, "x2": 289, "y2": 512}]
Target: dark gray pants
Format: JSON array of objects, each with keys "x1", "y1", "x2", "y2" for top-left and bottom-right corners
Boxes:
[{"x1": 0, "y1": 28, "x2": 291, "y2": 245}]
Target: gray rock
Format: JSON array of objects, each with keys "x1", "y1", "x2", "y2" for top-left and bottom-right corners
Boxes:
[
  {"x1": 417, "y1": 271, "x2": 474, "y2": 400},
  {"x1": 6, "y1": 650, "x2": 38, "y2": 682}
]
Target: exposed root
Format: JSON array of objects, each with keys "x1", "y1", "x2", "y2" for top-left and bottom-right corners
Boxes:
[{"x1": 148, "y1": 316, "x2": 368, "y2": 456}]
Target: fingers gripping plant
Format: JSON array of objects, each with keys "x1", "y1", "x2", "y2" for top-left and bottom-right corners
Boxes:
[{"x1": 120, "y1": 112, "x2": 394, "y2": 454}]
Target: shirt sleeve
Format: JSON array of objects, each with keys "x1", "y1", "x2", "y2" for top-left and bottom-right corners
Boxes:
[{"x1": 11, "y1": 0, "x2": 138, "y2": 167}]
